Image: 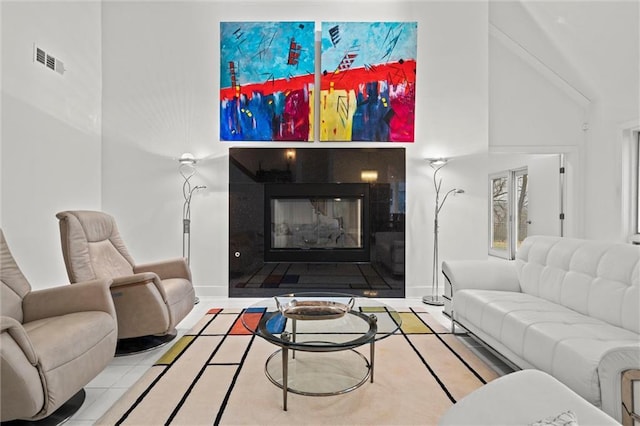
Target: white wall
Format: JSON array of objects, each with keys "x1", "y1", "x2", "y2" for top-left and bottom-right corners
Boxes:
[
  {"x1": 3, "y1": 0, "x2": 636, "y2": 295},
  {"x1": 488, "y1": 1, "x2": 640, "y2": 242},
  {"x1": 1, "y1": 1, "x2": 102, "y2": 288},
  {"x1": 488, "y1": 31, "x2": 586, "y2": 238},
  {"x1": 101, "y1": 1, "x2": 489, "y2": 297},
  {"x1": 584, "y1": 105, "x2": 640, "y2": 242}
]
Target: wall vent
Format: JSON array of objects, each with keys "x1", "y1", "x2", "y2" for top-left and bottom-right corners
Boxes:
[
  {"x1": 35, "y1": 47, "x2": 46, "y2": 65},
  {"x1": 33, "y1": 44, "x2": 65, "y2": 75}
]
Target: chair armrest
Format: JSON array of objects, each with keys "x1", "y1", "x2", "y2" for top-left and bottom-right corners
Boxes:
[
  {"x1": 111, "y1": 273, "x2": 168, "y2": 301},
  {"x1": 442, "y1": 259, "x2": 521, "y2": 296},
  {"x1": 23, "y1": 278, "x2": 115, "y2": 323},
  {"x1": 1, "y1": 316, "x2": 38, "y2": 365},
  {"x1": 134, "y1": 258, "x2": 192, "y2": 281}
]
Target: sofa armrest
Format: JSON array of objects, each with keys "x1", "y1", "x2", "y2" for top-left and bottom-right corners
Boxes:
[
  {"x1": 1, "y1": 316, "x2": 37, "y2": 365},
  {"x1": 111, "y1": 273, "x2": 168, "y2": 301},
  {"x1": 134, "y1": 258, "x2": 191, "y2": 281},
  {"x1": 442, "y1": 260, "x2": 520, "y2": 295},
  {"x1": 438, "y1": 369, "x2": 619, "y2": 426},
  {"x1": 622, "y1": 369, "x2": 640, "y2": 426},
  {"x1": 598, "y1": 345, "x2": 640, "y2": 423},
  {"x1": 23, "y1": 278, "x2": 115, "y2": 323}
]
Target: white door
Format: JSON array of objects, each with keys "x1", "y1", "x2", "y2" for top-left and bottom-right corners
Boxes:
[{"x1": 527, "y1": 154, "x2": 562, "y2": 237}]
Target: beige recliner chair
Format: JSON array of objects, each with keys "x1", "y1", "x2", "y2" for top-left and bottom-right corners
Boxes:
[
  {"x1": 56, "y1": 210, "x2": 196, "y2": 354},
  {"x1": 0, "y1": 229, "x2": 117, "y2": 423}
]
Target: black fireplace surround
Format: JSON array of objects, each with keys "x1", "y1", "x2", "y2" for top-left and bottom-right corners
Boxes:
[{"x1": 229, "y1": 147, "x2": 405, "y2": 298}]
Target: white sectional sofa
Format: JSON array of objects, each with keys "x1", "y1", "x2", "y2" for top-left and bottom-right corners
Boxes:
[
  {"x1": 439, "y1": 369, "x2": 619, "y2": 425},
  {"x1": 442, "y1": 235, "x2": 640, "y2": 423}
]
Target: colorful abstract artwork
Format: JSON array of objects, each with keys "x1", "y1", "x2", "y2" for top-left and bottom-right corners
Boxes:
[
  {"x1": 320, "y1": 22, "x2": 417, "y2": 142},
  {"x1": 220, "y1": 21, "x2": 315, "y2": 141}
]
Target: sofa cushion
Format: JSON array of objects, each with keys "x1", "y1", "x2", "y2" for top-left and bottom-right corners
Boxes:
[
  {"x1": 515, "y1": 236, "x2": 640, "y2": 333},
  {"x1": 23, "y1": 311, "x2": 115, "y2": 372},
  {"x1": 57, "y1": 210, "x2": 137, "y2": 282},
  {"x1": 455, "y1": 288, "x2": 639, "y2": 407},
  {"x1": 88, "y1": 240, "x2": 134, "y2": 279}
]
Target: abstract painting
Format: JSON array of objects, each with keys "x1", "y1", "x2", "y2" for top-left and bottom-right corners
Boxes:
[
  {"x1": 320, "y1": 22, "x2": 417, "y2": 142},
  {"x1": 220, "y1": 21, "x2": 315, "y2": 141}
]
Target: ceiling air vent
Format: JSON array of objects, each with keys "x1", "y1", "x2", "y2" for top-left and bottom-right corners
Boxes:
[{"x1": 33, "y1": 44, "x2": 65, "y2": 75}]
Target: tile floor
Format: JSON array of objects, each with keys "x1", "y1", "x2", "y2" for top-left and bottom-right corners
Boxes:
[{"x1": 65, "y1": 297, "x2": 512, "y2": 425}]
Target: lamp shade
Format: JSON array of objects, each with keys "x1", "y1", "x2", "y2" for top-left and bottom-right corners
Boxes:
[
  {"x1": 179, "y1": 152, "x2": 196, "y2": 165},
  {"x1": 429, "y1": 158, "x2": 447, "y2": 167}
]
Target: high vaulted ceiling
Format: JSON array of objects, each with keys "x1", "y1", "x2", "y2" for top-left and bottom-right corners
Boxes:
[{"x1": 490, "y1": 0, "x2": 639, "y2": 117}]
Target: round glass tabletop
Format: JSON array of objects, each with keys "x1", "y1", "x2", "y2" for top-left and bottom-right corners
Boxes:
[{"x1": 240, "y1": 292, "x2": 402, "y2": 351}]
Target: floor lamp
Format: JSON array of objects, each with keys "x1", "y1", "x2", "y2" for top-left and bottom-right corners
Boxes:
[
  {"x1": 179, "y1": 153, "x2": 206, "y2": 264},
  {"x1": 179, "y1": 153, "x2": 206, "y2": 304},
  {"x1": 422, "y1": 158, "x2": 464, "y2": 306}
]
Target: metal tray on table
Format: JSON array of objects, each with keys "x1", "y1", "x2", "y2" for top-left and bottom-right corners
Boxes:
[{"x1": 274, "y1": 297, "x2": 355, "y2": 320}]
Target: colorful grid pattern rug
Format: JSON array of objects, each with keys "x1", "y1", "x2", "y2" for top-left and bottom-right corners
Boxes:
[{"x1": 97, "y1": 306, "x2": 499, "y2": 425}]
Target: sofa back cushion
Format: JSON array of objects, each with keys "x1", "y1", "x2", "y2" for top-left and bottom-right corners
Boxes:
[
  {"x1": 0, "y1": 230, "x2": 31, "y2": 323},
  {"x1": 516, "y1": 236, "x2": 640, "y2": 333},
  {"x1": 57, "y1": 211, "x2": 136, "y2": 282}
]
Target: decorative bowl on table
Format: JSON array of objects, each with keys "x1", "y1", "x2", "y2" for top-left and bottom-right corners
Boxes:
[{"x1": 274, "y1": 297, "x2": 355, "y2": 320}]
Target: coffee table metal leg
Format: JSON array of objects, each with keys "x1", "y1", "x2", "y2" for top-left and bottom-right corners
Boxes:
[
  {"x1": 369, "y1": 313, "x2": 377, "y2": 383},
  {"x1": 282, "y1": 346, "x2": 288, "y2": 411},
  {"x1": 281, "y1": 331, "x2": 291, "y2": 411},
  {"x1": 292, "y1": 319, "x2": 297, "y2": 359},
  {"x1": 370, "y1": 339, "x2": 375, "y2": 383}
]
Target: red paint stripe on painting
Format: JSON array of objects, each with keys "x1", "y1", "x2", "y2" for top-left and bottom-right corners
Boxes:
[
  {"x1": 220, "y1": 73, "x2": 314, "y2": 100},
  {"x1": 321, "y1": 60, "x2": 416, "y2": 92}
]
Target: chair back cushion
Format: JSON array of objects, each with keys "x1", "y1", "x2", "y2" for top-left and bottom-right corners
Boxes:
[
  {"x1": 516, "y1": 235, "x2": 640, "y2": 333},
  {"x1": 0, "y1": 230, "x2": 31, "y2": 323},
  {"x1": 56, "y1": 211, "x2": 135, "y2": 282}
]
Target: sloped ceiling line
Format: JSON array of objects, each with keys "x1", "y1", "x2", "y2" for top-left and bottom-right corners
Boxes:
[{"x1": 489, "y1": 23, "x2": 591, "y2": 108}]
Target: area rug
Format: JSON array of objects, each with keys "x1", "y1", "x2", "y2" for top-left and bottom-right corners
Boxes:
[{"x1": 97, "y1": 306, "x2": 499, "y2": 425}]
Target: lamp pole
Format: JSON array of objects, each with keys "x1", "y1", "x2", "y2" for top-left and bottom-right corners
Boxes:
[{"x1": 423, "y1": 160, "x2": 463, "y2": 306}]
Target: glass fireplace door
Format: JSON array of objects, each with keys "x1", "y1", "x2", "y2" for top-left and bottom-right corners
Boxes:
[{"x1": 271, "y1": 197, "x2": 363, "y2": 250}]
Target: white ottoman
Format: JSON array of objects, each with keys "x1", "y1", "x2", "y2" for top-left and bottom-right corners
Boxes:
[{"x1": 439, "y1": 370, "x2": 619, "y2": 425}]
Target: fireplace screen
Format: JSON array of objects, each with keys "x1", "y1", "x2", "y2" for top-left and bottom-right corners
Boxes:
[
  {"x1": 271, "y1": 197, "x2": 363, "y2": 250},
  {"x1": 264, "y1": 183, "x2": 370, "y2": 262}
]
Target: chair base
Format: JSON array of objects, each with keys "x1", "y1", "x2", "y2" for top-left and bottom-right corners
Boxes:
[
  {"x1": 1, "y1": 389, "x2": 85, "y2": 426},
  {"x1": 115, "y1": 330, "x2": 178, "y2": 356}
]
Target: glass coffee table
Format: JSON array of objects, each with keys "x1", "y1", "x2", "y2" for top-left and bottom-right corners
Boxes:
[{"x1": 241, "y1": 292, "x2": 402, "y2": 410}]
